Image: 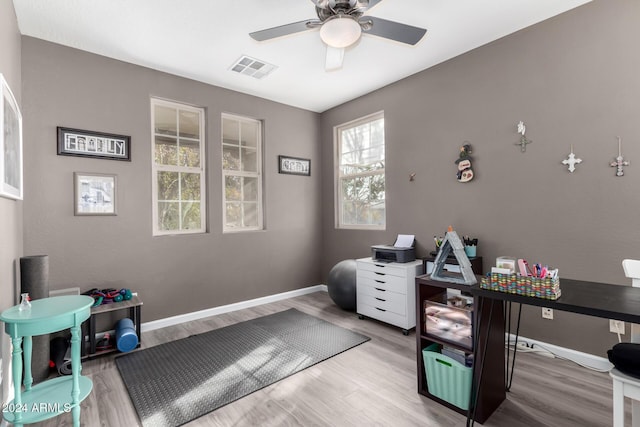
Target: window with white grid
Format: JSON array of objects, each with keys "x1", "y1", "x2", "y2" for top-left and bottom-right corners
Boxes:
[
  {"x1": 222, "y1": 113, "x2": 263, "y2": 232},
  {"x1": 335, "y1": 112, "x2": 385, "y2": 229},
  {"x1": 151, "y1": 98, "x2": 206, "y2": 235}
]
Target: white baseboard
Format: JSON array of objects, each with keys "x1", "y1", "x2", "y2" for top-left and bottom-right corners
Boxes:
[
  {"x1": 142, "y1": 284, "x2": 328, "y2": 332},
  {"x1": 507, "y1": 333, "x2": 613, "y2": 372}
]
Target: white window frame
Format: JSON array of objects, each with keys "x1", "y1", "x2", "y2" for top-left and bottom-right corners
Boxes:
[
  {"x1": 221, "y1": 113, "x2": 263, "y2": 233},
  {"x1": 151, "y1": 98, "x2": 206, "y2": 236},
  {"x1": 334, "y1": 111, "x2": 386, "y2": 230}
]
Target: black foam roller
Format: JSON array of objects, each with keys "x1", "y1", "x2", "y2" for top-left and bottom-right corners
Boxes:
[
  {"x1": 20, "y1": 255, "x2": 51, "y2": 383},
  {"x1": 20, "y1": 255, "x2": 49, "y2": 299}
]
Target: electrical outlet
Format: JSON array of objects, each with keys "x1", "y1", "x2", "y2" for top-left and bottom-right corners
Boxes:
[
  {"x1": 610, "y1": 319, "x2": 625, "y2": 334},
  {"x1": 542, "y1": 307, "x2": 553, "y2": 320}
]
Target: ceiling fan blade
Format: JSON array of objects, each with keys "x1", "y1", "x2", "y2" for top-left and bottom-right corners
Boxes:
[
  {"x1": 310, "y1": 0, "x2": 331, "y2": 8},
  {"x1": 362, "y1": 0, "x2": 384, "y2": 10},
  {"x1": 250, "y1": 20, "x2": 316, "y2": 42},
  {"x1": 362, "y1": 16, "x2": 426, "y2": 45},
  {"x1": 325, "y1": 46, "x2": 345, "y2": 71}
]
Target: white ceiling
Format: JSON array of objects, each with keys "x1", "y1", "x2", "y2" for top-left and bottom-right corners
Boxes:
[{"x1": 13, "y1": 0, "x2": 591, "y2": 113}]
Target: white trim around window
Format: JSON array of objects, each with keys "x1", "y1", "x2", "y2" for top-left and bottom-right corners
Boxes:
[
  {"x1": 334, "y1": 111, "x2": 386, "y2": 230},
  {"x1": 221, "y1": 113, "x2": 264, "y2": 233}
]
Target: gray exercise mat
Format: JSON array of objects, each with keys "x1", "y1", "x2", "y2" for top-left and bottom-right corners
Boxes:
[{"x1": 115, "y1": 308, "x2": 370, "y2": 427}]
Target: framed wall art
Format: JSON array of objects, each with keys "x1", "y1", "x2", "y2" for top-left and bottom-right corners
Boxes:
[
  {"x1": 74, "y1": 172, "x2": 117, "y2": 216},
  {"x1": 58, "y1": 127, "x2": 131, "y2": 161},
  {"x1": 0, "y1": 73, "x2": 23, "y2": 200},
  {"x1": 278, "y1": 155, "x2": 310, "y2": 176}
]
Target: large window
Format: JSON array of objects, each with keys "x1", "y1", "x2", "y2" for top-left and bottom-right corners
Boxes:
[
  {"x1": 151, "y1": 98, "x2": 206, "y2": 235},
  {"x1": 222, "y1": 113, "x2": 263, "y2": 232},
  {"x1": 336, "y1": 112, "x2": 385, "y2": 229}
]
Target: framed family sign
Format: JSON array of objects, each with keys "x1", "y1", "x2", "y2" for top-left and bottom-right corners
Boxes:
[
  {"x1": 278, "y1": 155, "x2": 310, "y2": 176},
  {"x1": 58, "y1": 127, "x2": 131, "y2": 161},
  {"x1": 0, "y1": 73, "x2": 23, "y2": 200}
]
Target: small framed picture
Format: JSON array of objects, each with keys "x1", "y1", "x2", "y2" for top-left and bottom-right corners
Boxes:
[
  {"x1": 58, "y1": 127, "x2": 131, "y2": 161},
  {"x1": 74, "y1": 172, "x2": 117, "y2": 216},
  {"x1": 1, "y1": 73, "x2": 23, "y2": 200},
  {"x1": 278, "y1": 155, "x2": 310, "y2": 176}
]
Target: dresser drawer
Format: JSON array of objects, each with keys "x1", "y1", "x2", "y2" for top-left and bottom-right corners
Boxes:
[
  {"x1": 357, "y1": 302, "x2": 414, "y2": 329},
  {"x1": 357, "y1": 259, "x2": 407, "y2": 278},
  {"x1": 357, "y1": 288, "x2": 406, "y2": 315},
  {"x1": 357, "y1": 270, "x2": 408, "y2": 294}
]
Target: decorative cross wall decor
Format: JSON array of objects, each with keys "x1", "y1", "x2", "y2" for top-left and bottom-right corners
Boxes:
[
  {"x1": 516, "y1": 121, "x2": 532, "y2": 152},
  {"x1": 562, "y1": 145, "x2": 582, "y2": 173},
  {"x1": 610, "y1": 136, "x2": 630, "y2": 177}
]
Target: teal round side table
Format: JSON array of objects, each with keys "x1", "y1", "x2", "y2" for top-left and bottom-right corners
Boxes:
[{"x1": 0, "y1": 295, "x2": 94, "y2": 427}]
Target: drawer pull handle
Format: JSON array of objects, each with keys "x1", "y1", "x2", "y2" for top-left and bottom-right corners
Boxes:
[
  {"x1": 375, "y1": 264, "x2": 386, "y2": 268},
  {"x1": 375, "y1": 280, "x2": 385, "y2": 284},
  {"x1": 374, "y1": 287, "x2": 386, "y2": 292},
  {"x1": 375, "y1": 307, "x2": 386, "y2": 312},
  {"x1": 375, "y1": 272, "x2": 386, "y2": 276},
  {"x1": 375, "y1": 297, "x2": 386, "y2": 302}
]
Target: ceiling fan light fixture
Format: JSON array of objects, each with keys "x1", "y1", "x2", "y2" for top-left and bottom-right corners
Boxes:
[{"x1": 319, "y1": 16, "x2": 362, "y2": 48}]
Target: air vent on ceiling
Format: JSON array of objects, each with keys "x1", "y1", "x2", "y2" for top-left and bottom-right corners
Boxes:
[{"x1": 230, "y1": 55, "x2": 277, "y2": 79}]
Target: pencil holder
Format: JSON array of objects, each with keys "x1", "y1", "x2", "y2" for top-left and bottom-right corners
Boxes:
[{"x1": 480, "y1": 273, "x2": 561, "y2": 300}]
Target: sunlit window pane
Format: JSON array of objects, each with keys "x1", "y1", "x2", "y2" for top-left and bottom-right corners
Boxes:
[
  {"x1": 336, "y1": 113, "x2": 385, "y2": 229},
  {"x1": 222, "y1": 114, "x2": 263, "y2": 232},
  {"x1": 152, "y1": 99, "x2": 205, "y2": 234}
]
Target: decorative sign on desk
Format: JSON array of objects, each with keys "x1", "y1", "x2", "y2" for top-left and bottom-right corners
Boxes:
[{"x1": 430, "y1": 227, "x2": 477, "y2": 285}]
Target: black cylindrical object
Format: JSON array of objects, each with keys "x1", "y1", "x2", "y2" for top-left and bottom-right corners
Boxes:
[
  {"x1": 20, "y1": 255, "x2": 49, "y2": 299},
  {"x1": 20, "y1": 255, "x2": 51, "y2": 383},
  {"x1": 50, "y1": 336, "x2": 72, "y2": 376}
]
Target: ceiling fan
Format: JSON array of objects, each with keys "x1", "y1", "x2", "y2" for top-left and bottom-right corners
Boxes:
[{"x1": 249, "y1": 0, "x2": 427, "y2": 71}]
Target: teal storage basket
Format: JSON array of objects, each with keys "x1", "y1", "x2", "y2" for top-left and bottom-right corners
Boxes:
[{"x1": 422, "y1": 343, "x2": 473, "y2": 410}]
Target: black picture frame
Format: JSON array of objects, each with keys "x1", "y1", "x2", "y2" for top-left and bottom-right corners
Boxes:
[
  {"x1": 57, "y1": 127, "x2": 131, "y2": 161},
  {"x1": 278, "y1": 155, "x2": 310, "y2": 176}
]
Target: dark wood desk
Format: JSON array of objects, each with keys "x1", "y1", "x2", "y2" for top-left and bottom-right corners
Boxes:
[
  {"x1": 468, "y1": 278, "x2": 640, "y2": 425},
  {"x1": 472, "y1": 278, "x2": 640, "y2": 323}
]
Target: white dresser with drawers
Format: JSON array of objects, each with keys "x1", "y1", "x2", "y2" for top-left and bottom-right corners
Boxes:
[{"x1": 356, "y1": 257, "x2": 423, "y2": 335}]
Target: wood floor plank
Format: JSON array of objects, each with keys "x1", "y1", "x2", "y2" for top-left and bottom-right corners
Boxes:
[{"x1": 29, "y1": 291, "x2": 623, "y2": 426}]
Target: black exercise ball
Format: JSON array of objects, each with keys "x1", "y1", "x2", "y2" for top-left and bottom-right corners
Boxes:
[{"x1": 327, "y1": 259, "x2": 357, "y2": 311}]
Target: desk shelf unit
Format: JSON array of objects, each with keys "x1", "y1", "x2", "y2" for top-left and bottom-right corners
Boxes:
[{"x1": 415, "y1": 275, "x2": 505, "y2": 424}]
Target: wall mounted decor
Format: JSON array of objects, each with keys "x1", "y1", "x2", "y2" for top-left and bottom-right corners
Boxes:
[
  {"x1": 74, "y1": 172, "x2": 117, "y2": 216},
  {"x1": 0, "y1": 73, "x2": 23, "y2": 200},
  {"x1": 278, "y1": 155, "x2": 310, "y2": 176},
  {"x1": 516, "y1": 121, "x2": 532, "y2": 152},
  {"x1": 610, "y1": 136, "x2": 629, "y2": 177},
  {"x1": 562, "y1": 145, "x2": 582, "y2": 173},
  {"x1": 455, "y1": 142, "x2": 474, "y2": 182},
  {"x1": 58, "y1": 127, "x2": 131, "y2": 161}
]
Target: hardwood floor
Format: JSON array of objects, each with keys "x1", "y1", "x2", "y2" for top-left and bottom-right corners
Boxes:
[{"x1": 32, "y1": 291, "x2": 621, "y2": 426}]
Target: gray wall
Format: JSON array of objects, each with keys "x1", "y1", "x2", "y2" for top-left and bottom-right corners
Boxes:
[
  {"x1": 0, "y1": 0, "x2": 22, "y2": 406},
  {"x1": 321, "y1": 0, "x2": 640, "y2": 356},
  {"x1": 15, "y1": 0, "x2": 639, "y2": 359},
  {"x1": 21, "y1": 38, "x2": 322, "y2": 322}
]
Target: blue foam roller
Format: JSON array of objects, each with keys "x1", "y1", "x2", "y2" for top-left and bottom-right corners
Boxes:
[{"x1": 115, "y1": 318, "x2": 138, "y2": 352}]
